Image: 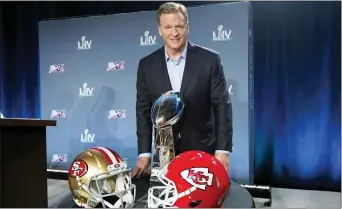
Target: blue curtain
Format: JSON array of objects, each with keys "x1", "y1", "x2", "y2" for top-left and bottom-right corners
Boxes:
[
  {"x1": 253, "y1": 2, "x2": 341, "y2": 191},
  {"x1": 0, "y1": 4, "x2": 3, "y2": 109},
  {"x1": 0, "y1": 1, "x2": 340, "y2": 191},
  {"x1": 0, "y1": 2, "x2": 41, "y2": 118}
]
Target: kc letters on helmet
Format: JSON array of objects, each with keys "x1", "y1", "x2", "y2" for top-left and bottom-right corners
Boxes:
[{"x1": 147, "y1": 150, "x2": 230, "y2": 208}]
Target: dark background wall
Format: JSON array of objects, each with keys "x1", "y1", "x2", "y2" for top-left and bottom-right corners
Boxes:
[{"x1": 0, "y1": 1, "x2": 340, "y2": 191}]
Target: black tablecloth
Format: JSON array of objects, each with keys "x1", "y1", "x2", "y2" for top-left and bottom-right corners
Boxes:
[{"x1": 58, "y1": 176, "x2": 255, "y2": 208}]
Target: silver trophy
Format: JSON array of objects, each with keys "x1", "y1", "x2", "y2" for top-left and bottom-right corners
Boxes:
[{"x1": 150, "y1": 91, "x2": 184, "y2": 180}]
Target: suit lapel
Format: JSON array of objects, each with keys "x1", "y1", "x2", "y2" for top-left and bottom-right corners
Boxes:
[{"x1": 180, "y1": 42, "x2": 197, "y2": 98}]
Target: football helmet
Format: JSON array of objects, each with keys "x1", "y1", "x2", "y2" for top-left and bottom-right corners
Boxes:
[
  {"x1": 68, "y1": 147, "x2": 136, "y2": 208},
  {"x1": 147, "y1": 150, "x2": 230, "y2": 208}
]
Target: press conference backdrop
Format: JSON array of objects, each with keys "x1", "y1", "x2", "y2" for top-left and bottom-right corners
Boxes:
[{"x1": 39, "y1": 2, "x2": 254, "y2": 183}]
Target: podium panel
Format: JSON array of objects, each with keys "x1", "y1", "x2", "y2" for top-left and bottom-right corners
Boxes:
[{"x1": 0, "y1": 119, "x2": 56, "y2": 208}]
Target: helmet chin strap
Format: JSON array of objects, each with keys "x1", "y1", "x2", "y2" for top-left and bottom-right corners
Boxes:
[
  {"x1": 115, "y1": 175, "x2": 134, "y2": 206},
  {"x1": 105, "y1": 174, "x2": 135, "y2": 208},
  {"x1": 148, "y1": 168, "x2": 198, "y2": 208},
  {"x1": 76, "y1": 176, "x2": 103, "y2": 203},
  {"x1": 76, "y1": 174, "x2": 135, "y2": 208}
]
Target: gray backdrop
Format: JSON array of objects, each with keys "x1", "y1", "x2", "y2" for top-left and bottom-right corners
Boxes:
[{"x1": 39, "y1": 2, "x2": 254, "y2": 184}]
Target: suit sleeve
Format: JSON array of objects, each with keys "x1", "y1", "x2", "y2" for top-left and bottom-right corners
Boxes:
[
  {"x1": 210, "y1": 54, "x2": 233, "y2": 152},
  {"x1": 136, "y1": 59, "x2": 153, "y2": 155}
]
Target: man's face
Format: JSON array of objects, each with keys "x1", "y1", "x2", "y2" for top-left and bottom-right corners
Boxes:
[{"x1": 158, "y1": 12, "x2": 189, "y2": 52}]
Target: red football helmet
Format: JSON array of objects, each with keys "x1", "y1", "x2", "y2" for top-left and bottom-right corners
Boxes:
[{"x1": 147, "y1": 150, "x2": 230, "y2": 208}]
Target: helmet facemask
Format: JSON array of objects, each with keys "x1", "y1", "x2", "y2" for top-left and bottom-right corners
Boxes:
[
  {"x1": 147, "y1": 168, "x2": 180, "y2": 208},
  {"x1": 74, "y1": 160, "x2": 136, "y2": 208}
]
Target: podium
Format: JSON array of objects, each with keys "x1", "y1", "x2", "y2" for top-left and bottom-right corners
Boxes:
[{"x1": 0, "y1": 118, "x2": 56, "y2": 208}]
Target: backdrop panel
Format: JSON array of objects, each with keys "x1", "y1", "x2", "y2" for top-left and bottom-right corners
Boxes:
[{"x1": 39, "y1": 2, "x2": 253, "y2": 183}]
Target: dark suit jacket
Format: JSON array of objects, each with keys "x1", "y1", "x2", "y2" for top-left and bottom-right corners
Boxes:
[{"x1": 136, "y1": 42, "x2": 233, "y2": 155}]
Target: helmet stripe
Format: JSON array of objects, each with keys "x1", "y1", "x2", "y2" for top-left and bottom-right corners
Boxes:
[
  {"x1": 91, "y1": 147, "x2": 119, "y2": 164},
  {"x1": 99, "y1": 147, "x2": 120, "y2": 163}
]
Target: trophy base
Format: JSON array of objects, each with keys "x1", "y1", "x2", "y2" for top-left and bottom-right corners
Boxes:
[
  {"x1": 149, "y1": 168, "x2": 164, "y2": 195},
  {"x1": 150, "y1": 167, "x2": 163, "y2": 183}
]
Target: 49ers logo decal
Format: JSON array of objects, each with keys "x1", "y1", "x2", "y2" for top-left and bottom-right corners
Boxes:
[
  {"x1": 69, "y1": 159, "x2": 88, "y2": 178},
  {"x1": 180, "y1": 168, "x2": 214, "y2": 190}
]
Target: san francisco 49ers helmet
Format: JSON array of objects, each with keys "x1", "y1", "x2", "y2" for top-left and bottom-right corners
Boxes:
[
  {"x1": 147, "y1": 150, "x2": 230, "y2": 208},
  {"x1": 68, "y1": 147, "x2": 136, "y2": 208}
]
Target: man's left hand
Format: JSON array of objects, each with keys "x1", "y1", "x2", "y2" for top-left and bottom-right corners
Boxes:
[{"x1": 215, "y1": 153, "x2": 230, "y2": 173}]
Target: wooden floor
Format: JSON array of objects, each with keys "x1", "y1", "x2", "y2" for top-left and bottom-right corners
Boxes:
[{"x1": 48, "y1": 179, "x2": 341, "y2": 208}]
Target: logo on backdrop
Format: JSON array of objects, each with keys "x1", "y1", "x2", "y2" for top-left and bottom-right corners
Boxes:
[
  {"x1": 50, "y1": 109, "x2": 67, "y2": 118},
  {"x1": 77, "y1": 36, "x2": 92, "y2": 50},
  {"x1": 49, "y1": 64, "x2": 64, "y2": 73},
  {"x1": 51, "y1": 154, "x2": 67, "y2": 163},
  {"x1": 80, "y1": 129, "x2": 95, "y2": 143},
  {"x1": 79, "y1": 83, "x2": 94, "y2": 97},
  {"x1": 108, "y1": 109, "x2": 126, "y2": 119},
  {"x1": 212, "y1": 25, "x2": 232, "y2": 41},
  {"x1": 107, "y1": 61, "x2": 125, "y2": 71},
  {"x1": 140, "y1": 31, "x2": 157, "y2": 46},
  {"x1": 228, "y1": 85, "x2": 233, "y2": 95}
]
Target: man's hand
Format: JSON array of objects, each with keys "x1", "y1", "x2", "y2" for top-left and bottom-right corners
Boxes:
[
  {"x1": 215, "y1": 153, "x2": 230, "y2": 173},
  {"x1": 131, "y1": 157, "x2": 151, "y2": 178}
]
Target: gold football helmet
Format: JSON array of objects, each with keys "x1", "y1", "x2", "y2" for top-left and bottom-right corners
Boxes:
[{"x1": 68, "y1": 147, "x2": 136, "y2": 208}]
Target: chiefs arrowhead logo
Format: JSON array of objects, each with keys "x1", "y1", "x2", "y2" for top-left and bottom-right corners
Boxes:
[{"x1": 180, "y1": 168, "x2": 214, "y2": 190}]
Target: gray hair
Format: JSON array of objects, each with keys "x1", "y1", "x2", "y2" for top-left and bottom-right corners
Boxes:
[{"x1": 157, "y1": 2, "x2": 189, "y2": 25}]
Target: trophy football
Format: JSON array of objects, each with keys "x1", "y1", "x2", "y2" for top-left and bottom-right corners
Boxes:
[{"x1": 150, "y1": 91, "x2": 185, "y2": 182}]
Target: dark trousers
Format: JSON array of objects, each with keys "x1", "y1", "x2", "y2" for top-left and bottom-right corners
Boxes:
[
  {"x1": 174, "y1": 137, "x2": 215, "y2": 156},
  {"x1": 174, "y1": 137, "x2": 182, "y2": 156}
]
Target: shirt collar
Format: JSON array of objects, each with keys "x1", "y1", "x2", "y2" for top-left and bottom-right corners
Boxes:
[{"x1": 165, "y1": 42, "x2": 188, "y2": 62}]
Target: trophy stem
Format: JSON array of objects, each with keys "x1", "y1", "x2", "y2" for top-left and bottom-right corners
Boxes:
[{"x1": 150, "y1": 126, "x2": 175, "y2": 183}]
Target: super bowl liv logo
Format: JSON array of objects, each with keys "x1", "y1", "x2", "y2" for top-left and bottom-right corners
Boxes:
[
  {"x1": 79, "y1": 82, "x2": 94, "y2": 97},
  {"x1": 77, "y1": 36, "x2": 92, "y2": 50},
  {"x1": 228, "y1": 85, "x2": 233, "y2": 95},
  {"x1": 140, "y1": 31, "x2": 157, "y2": 46},
  {"x1": 80, "y1": 129, "x2": 95, "y2": 143},
  {"x1": 212, "y1": 25, "x2": 232, "y2": 41}
]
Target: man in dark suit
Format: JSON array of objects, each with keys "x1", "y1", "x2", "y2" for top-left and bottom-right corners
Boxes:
[{"x1": 131, "y1": 2, "x2": 233, "y2": 178}]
